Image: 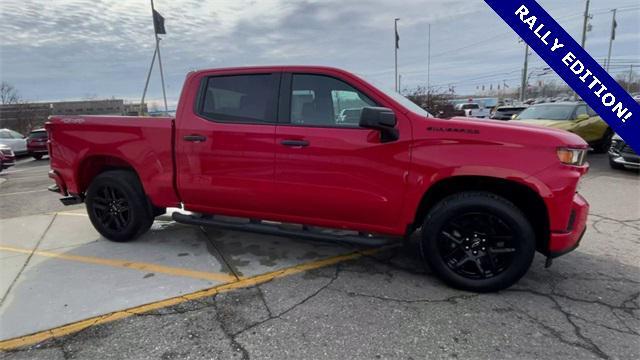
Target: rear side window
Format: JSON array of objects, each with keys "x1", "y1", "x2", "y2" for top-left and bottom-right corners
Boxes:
[{"x1": 198, "y1": 74, "x2": 279, "y2": 123}]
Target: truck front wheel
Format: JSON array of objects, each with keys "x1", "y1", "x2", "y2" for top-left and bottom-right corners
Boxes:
[
  {"x1": 85, "y1": 170, "x2": 154, "y2": 242},
  {"x1": 420, "y1": 192, "x2": 535, "y2": 292}
]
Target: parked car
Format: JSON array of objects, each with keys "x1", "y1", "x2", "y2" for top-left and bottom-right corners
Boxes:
[
  {"x1": 47, "y1": 66, "x2": 590, "y2": 292},
  {"x1": 0, "y1": 144, "x2": 16, "y2": 173},
  {"x1": 490, "y1": 105, "x2": 528, "y2": 120},
  {"x1": 608, "y1": 134, "x2": 639, "y2": 171},
  {"x1": 0, "y1": 128, "x2": 27, "y2": 155},
  {"x1": 511, "y1": 102, "x2": 612, "y2": 152},
  {"x1": 27, "y1": 128, "x2": 48, "y2": 160},
  {"x1": 454, "y1": 102, "x2": 490, "y2": 118}
]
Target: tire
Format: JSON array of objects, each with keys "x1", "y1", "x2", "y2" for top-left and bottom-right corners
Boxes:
[
  {"x1": 420, "y1": 191, "x2": 536, "y2": 293},
  {"x1": 592, "y1": 129, "x2": 613, "y2": 154},
  {"x1": 32, "y1": 154, "x2": 43, "y2": 160},
  {"x1": 85, "y1": 170, "x2": 154, "y2": 242}
]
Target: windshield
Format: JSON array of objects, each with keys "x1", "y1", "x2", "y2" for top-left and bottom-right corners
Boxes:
[
  {"x1": 515, "y1": 104, "x2": 575, "y2": 120},
  {"x1": 357, "y1": 75, "x2": 433, "y2": 117}
]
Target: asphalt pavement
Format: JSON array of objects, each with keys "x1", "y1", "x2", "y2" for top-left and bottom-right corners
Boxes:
[{"x1": 0, "y1": 154, "x2": 638, "y2": 360}]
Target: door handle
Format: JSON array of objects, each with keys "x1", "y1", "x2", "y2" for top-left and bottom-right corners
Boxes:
[
  {"x1": 183, "y1": 134, "x2": 207, "y2": 142},
  {"x1": 280, "y1": 139, "x2": 310, "y2": 147}
]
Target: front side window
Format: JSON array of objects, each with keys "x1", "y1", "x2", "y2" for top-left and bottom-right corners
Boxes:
[
  {"x1": 290, "y1": 74, "x2": 376, "y2": 127},
  {"x1": 575, "y1": 105, "x2": 588, "y2": 118},
  {"x1": 199, "y1": 74, "x2": 279, "y2": 123}
]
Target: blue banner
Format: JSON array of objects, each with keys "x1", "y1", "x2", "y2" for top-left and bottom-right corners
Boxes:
[{"x1": 484, "y1": 0, "x2": 639, "y2": 153}]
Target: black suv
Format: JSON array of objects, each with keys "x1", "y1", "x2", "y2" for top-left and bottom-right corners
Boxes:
[{"x1": 609, "y1": 134, "x2": 639, "y2": 171}]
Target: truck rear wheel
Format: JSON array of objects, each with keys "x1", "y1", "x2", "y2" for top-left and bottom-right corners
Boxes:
[
  {"x1": 85, "y1": 170, "x2": 154, "y2": 242},
  {"x1": 420, "y1": 191, "x2": 535, "y2": 292}
]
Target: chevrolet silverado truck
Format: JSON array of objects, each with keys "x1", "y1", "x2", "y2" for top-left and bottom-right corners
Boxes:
[{"x1": 46, "y1": 66, "x2": 590, "y2": 292}]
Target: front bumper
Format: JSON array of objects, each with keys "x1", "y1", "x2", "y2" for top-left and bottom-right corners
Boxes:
[
  {"x1": 608, "y1": 151, "x2": 640, "y2": 170},
  {"x1": 2, "y1": 157, "x2": 15, "y2": 168},
  {"x1": 548, "y1": 193, "x2": 589, "y2": 257}
]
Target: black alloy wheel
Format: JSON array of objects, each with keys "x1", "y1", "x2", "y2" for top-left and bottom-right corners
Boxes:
[
  {"x1": 86, "y1": 170, "x2": 154, "y2": 242},
  {"x1": 438, "y1": 212, "x2": 516, "y2": 280},
  {"x1": 421, "y1": 192, "x2": 536, "y2": 292},
  {"x1": 91, "y1": 185, "x2": 131, "y2": 232}
]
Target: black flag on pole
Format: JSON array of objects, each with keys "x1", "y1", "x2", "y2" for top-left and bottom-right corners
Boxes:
[
  {"x1": 395, "y1": 28, "x2": 400, "y2": 49},
  {"x1": 153, "y1": 10, "x2": 166, "y2": 34},
  {"x1": 611, "y1": 18, "x2": 617, "y2": 40}
]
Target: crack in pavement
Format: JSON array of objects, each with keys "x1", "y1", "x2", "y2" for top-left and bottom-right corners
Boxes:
[
  {"x1": 232, "y1": 264, "x2": 342, "y2": 339},
  {"x1": 213, "y1": 296, "x2": 251, "y2": 360},
  {"x1": 325, "y1": 287, "x2": 479, "y2": 305}
]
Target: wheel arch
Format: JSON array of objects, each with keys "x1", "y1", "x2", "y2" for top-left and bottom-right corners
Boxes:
[
  {"x1": 412, "y1": 176, "x2": 550, "y2": 253},
  {"x1": 76, "y1": 155, "x2": 143, "y2": 195}
]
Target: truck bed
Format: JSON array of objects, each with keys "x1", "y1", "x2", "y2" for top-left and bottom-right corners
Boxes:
[{"x1": 46, "y1": 115, "x2": 180, "y2": 208}]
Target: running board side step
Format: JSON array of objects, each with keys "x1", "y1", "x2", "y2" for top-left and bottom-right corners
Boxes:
[{"x1": 171, "y1": 212, "x2": 399, "y2": 247}]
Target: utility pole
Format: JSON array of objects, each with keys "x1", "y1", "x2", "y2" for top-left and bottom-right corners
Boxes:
[
  {"x1": 394, "y1": 18, "x2": 400, "y2": 92},
  {"x1": 427, "y1": 23, "x2": 431, "y2": 102},
  {"x1": 399, "y1": 74, "x2": 403, "y2": 94},
  {"x1": 605, "y1": 9, "x2": 617, "y2": 72},
  {"x1": 630, "y1": 65, "x2": 635, "y2": 92},
  {"x1": 520, "y1": 43, "x2": 529, "y2": 102},
  {"x1": 580, "y1": 0, "x2": 591, "y2": 49}
]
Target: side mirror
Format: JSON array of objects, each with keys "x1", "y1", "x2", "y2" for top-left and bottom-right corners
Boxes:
[
  {"x1": 576, "y1": 114, "x2": 590, "y2": 121},
  {"x1": 359, "y1": 107, "x2": 398, "y2": 143}
]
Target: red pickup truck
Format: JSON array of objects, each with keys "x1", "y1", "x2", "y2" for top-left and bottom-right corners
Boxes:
[{"x1": 46, "y1": 66, "x2": 589, "y2": 292}]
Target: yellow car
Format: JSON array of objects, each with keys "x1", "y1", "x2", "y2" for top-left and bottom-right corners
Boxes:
[{"x1": 511, "y1": 102, "x2": 612, "y2": 152}]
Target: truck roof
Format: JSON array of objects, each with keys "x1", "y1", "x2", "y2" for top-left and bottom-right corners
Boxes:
[{"x1": 188, "y1": 65, "x2": 352, "y2": 76}]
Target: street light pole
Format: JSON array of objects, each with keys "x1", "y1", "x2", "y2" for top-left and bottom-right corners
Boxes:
[
  {"x1": 427, "y1": 23, "x2": 431, "y2": 101},
  {"x1": 394, "y1": 18, "x2": 400, "y2": 92},
  {"x1": 605, "y1": 9, "x2": 616, "y2": 72},
  {"x1": 580, "y1": 0, "x2": 591, "y2": 49},
  {"x1": 520, "y1": 43, "x2": 529, "y2": 102}
]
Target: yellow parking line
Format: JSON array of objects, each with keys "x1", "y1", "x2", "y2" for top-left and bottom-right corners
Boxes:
[
  {"x1": 0, "y1": 246, "x2": 390, "y2": 350},
  {"x1": 0, "y1": 245, "x2": 237, "y2": 284}
]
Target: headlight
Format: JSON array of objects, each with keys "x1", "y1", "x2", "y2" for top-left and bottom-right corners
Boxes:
[{"x1": 557, "y1": 147, "x2": 587, "y2": 166}]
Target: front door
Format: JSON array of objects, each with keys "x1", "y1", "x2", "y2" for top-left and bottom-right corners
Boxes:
[
  {"x1": 176, "y1": 72, "x2": 281, "y2": 216},
  {"x1": 274, "y1": 72, "x2": 411, "y2": 233}
]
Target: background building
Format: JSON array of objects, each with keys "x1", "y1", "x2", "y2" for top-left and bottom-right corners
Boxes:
[{"x1": 0, "y1": 99, "x2": 148, "y2": 134}]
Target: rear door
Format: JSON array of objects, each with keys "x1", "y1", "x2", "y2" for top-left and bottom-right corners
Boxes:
[
  {"x1": 176, "y1": 71, "x2": 281, "y2": 215},
  {"x1": 273, "y1": 72, "x2": 411, "y2": 233}
]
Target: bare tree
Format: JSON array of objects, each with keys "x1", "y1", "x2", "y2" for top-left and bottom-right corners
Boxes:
[
  {"x1": 405, "y1": 86, "x2": 464, "y2": 118},
  {"x1": 0, "y1": 82, "x2": 39, "y2": 133},
  {"x1": 1, "y1": 81, "x2": 19, "y2": 105}
]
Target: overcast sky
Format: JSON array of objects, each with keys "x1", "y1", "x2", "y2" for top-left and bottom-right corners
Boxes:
[{"x1": 1, "y1": 0, "x2": 638, "y2": 108}]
